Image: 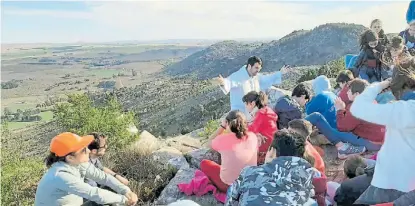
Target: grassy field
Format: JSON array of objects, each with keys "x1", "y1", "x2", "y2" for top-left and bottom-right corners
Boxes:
[{"x1": 7, "y1": 111, "x2": 54, "y2": 130}]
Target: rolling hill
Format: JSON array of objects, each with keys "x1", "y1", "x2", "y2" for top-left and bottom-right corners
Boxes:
[{"x1": 165, "y1": 23, "x2": 368, "y2": 79}]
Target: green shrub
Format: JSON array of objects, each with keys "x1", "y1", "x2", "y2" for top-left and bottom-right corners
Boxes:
[
  {"x1": 198, "y1": 119, "x2": 220, "y2": 139},
  {"x1": 54, "y1": 93, "x2": 138, "y2": 149},
  {"x1": 297, "y1": 57, "x2": 345, "y2": 83},
  {"x1": 1, "y1": 149, "x2": 45, "y2": 206}
]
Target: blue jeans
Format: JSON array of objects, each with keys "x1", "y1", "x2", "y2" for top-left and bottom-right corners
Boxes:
[{"x1": 305, "y1": 112, "x2": 381, "y2": 151}]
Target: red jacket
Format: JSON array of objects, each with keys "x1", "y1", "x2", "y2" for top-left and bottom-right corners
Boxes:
[
  {"x1": 249, "y1": 106, "x2": 278, "y2": 153},
  {"x1": 336, "y1": 103, "x2": 385, "y2": 143},
  {"x1": 338, "y1": 85, "x2": 350, "y2": 103}
]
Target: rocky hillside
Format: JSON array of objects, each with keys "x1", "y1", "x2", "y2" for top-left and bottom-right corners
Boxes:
[
  {"x1": 165, "y1": 40, "x2": 262, "y2": 78},
  {"x1": 165, "y1": 23, "x2": 367, "y2": 79}
]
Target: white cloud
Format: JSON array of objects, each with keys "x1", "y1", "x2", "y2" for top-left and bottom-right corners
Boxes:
[{"x1": 1, "y1": 0, "x2": 410, "y2": 42}]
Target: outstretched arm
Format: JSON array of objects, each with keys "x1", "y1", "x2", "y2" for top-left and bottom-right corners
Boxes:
[{"x1": 259, "y1": 72, "x2": 282, "y2": 91}]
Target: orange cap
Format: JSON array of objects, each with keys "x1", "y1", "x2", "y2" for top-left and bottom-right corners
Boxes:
[{"x1": 50, "y1": 132, "x2": 94, "y2": 157}]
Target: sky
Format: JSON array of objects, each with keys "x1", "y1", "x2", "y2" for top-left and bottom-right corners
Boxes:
[{"x1": 1, "y1": 0, "x2": 412, "y2": 43}]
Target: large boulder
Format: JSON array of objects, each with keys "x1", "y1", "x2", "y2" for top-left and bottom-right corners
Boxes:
[
  {"x1": 163, "y1": 135, "x2": 202, "y2": 153},
  {"x1": 130, "y1": 130, "x2": 160, "y2": 154},
  {"x1": 185, "y1": 148, "x2": 221, "y2": 169},
  {"x1": 155, "y1": 168, "x2": 222, "y2": 206},
  {"x1": 152, "y1": 147, "x2": 189, "y2": 170},
  {"x1": 266, "y1": 86, "x2": 292, "y2": 107}
]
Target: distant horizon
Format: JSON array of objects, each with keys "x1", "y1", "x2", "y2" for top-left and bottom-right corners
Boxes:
[{"x1": 2, "y1": 1, "x2": 410, "y2": 44}]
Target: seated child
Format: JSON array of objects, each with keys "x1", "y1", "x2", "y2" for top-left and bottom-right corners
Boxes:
[
  {"x1": 274, "y1": 83, "x2": 311, "y2": 129},
  {"x1": 335, "y1": 79, "x2": 385, "y2": 152},
  {"x1": 306, "y1": 75, "x2": 337, "y2": 129},
  {"x1": 399, "y1": 20, "x2": 415, "y2": 56},
  {"x1": 243, "y1": 91, "x2": 278, "y2": 165},
  {"x1": 354, "y1": 30, "x2": 384, "y2": 83},
  {"x1": 335, "y1": 70, "x2": 355, "y2": 103},
  {"x1": 288, "y1": 119, "x2": 325, "y2": 174},
  {"x1": 329, "y1": 156, "x2": 375, "y2": 206},
  {"x1": 225, "y1": 130, "x2": 317, "y2": 206},
  {"x1": 202, "y1": 110, "x2": 258, "y2": 193}
]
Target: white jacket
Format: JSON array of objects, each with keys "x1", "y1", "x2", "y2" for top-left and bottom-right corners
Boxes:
[{"x1": 351, "y1": 83, "x2": 415, "y2": 192}]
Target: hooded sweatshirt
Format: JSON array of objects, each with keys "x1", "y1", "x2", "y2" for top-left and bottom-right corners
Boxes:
[
  {"x1": 274, "y1": 96, "x2": 303, "y2": 129},
  {"x1": 407, "y1": 0, "x2": 415, "y2": 24},
  {"x1": 306, "y1": 76, "x2": 337, "y2": 128},
  {"x1": 225, "y1": 156, "x2": 317, "y2": 206},
  {"x1": 248, "y1": 106, "x2": 278, "y2": 153},
  {"x1": 35, "y1": 162, "x2": 129, "y2": 206}
]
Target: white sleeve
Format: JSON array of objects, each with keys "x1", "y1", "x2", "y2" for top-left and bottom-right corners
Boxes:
[{"x1": 350, "y1": 83, "x2": 415, "y2": 129}]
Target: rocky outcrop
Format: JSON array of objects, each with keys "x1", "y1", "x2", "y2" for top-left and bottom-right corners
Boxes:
[{"x1": 155, "y1": 168, "x2": 222, "y2": 206}]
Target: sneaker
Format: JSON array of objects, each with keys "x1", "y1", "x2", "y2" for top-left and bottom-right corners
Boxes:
[{"x1": 338, "y1": 143, "x2": 366, "y2": 159}]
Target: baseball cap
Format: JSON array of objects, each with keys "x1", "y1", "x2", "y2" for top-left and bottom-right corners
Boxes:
[{"x1": 50, "y1": 132, "x2": 94, "y2": 157}]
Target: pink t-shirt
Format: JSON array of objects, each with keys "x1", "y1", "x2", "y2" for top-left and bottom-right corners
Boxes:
[{"x1": 211, "y1": 132, "x2": 258, "y2": 185}]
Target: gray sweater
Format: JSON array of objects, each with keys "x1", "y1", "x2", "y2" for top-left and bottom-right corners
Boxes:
[{"x1": 35, "y1": 161, "x2": 130, "y2": 206}]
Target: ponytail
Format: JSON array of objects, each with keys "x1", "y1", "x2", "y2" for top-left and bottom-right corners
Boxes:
[
  {"x1": 242, "y1": 91, "x2": 268, "y2": 109},
  {"x1": 226, "y1": 110, "x2": 248, "y2": 139},
  {"x1": 45, "y1": 152, "x2": 67, "y2": 168}
]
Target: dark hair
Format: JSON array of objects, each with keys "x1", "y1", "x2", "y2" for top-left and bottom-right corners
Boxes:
[
  {"x1": 349, "y1": 79, "x2": 369, "y2": 95},
  {"x1": 270, "y1": 130, "x2": 306, "y2": 158},
  {"x1": 242, "y1": 91, "x2": 268, "y2": 109},
  {"x1": 246, "y1": 56, "x2": 262, "y2": 67},
  {"x1": 88, "y1": 132, "x2": 107, "y2": 150},
  {"x1": 45, "y1": 152, "x2": 71, "y2": 168},
  {"x1": 288, "y1": 119, "x2": 312, "y2": 138},
  {"x1": 343, "y1": 155, "x2": 367, "y2": 178},
  {"x1": 388, "y1": 36, "x2": 405, "y2": 51},
  {"x1": 292, "y1": 83, "x2": 311, "y2": 100},
  {"x1": 336, "y1": 70, "x2": 355, "y2": 84},
  {"x1": 226, "y1": 110, "x2": 248, "y2": 139},
  {"x1": 390, "y1": 57, "x2": 415, "y2": 99},
  {"x1": 359, "y1": 30, "x2": 378, "y2": 49}
]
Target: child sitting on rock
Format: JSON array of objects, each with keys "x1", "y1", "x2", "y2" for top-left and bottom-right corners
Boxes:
[
  {"x1": 274, "y1": 82, "x2": 311, "y2": 129},
  {"x1": 201, "y1": 110, "x2": 258, "y2": 193},
  {"x1": 225, "y1": 130, "x2": 317, "y2": 206},
  {"x1": 335, "y1": 79, "x2": 385, "y2": 152},
  {"x1": 242, "y1": 91, "x2": 278, "y2": 165},
  {"x1": 306, "y1": 75, "x2": 337, "y2": 129},
  {"x1": 354, "y1": 30, "x2": 385, "y2": 83}
]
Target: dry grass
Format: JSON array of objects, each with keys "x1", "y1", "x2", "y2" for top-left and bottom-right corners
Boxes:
[{"x1": 103, "y1": 147, "x2": 178, "y2": 204}]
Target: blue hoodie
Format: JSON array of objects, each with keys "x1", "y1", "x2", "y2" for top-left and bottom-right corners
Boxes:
[
  {"x1": 407, "y1": 0, "x2": 415, "y2": 24},
  {"x1": 306, "y1": 75, "x2": 337, "y2": 128}
]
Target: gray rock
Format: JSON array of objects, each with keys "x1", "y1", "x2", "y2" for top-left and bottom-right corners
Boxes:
[
  {"x1": 163, "y1": 135, "x2": 202, "y2": 153},
  {"x1": 186, "y1": 148, "x2": 221, "y2": 169},
  {"x1": 152, "y1": 147, "x2": 189, "y2": 170},
  {"x1": 130, "y1": 130, "x2": 160, "y2": 154},
  {"x1": 155, "y1": 168, "x2": 222, "y2": 206}
]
